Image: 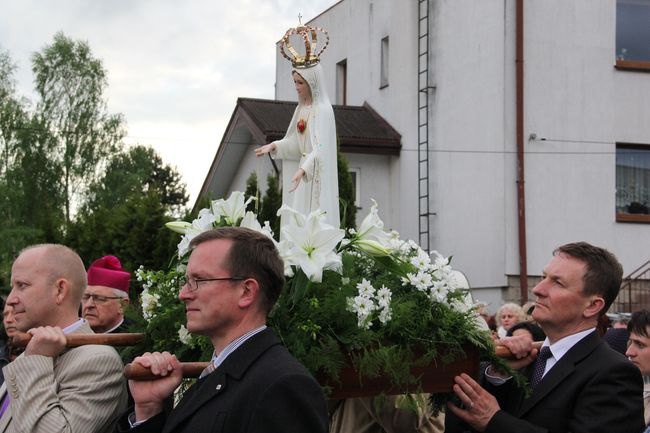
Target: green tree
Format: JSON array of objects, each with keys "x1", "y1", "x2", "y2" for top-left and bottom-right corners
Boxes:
[
  {"x1": 244, "y1": 171, "x2": 259, "y2": 214},
  {"x1": 259, "y1": 173, "x2": 282, "y2": 238},
  {"x1": 0, "y1": 48, "x2": 28, "y2": 178},
  {"x1": 84, "y1": 145, "x2": 187, "y2": 216},
  {"x1": 68, "y1": 193, "x2": 180, "y2": 276},
  {"x1": 68, "y1": 145, "x2": 189, "y2": 275},
  {"x1": 0, "y1": 48, "x2": 63, "y2": 291},
  {"x1": 337, "y1": 148, "x2": 357, "y2": 230},
  {"x1": 32, "y1": 32, "x2": 125, "y2": 226}
]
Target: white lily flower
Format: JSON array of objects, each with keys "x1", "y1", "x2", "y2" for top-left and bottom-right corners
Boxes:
[
  {"x1": 176, "y1": 209, "x2": 219, "y2": 257},
  {"x1": 356, "y1": 199, "x2": 393, "y2": 247},
  {"x1": 239, "y1": 211, "x2": 275, "y2": 240},
  {"x1": 281, "y1": 210, "x2": 345, "y2": 282},
  {"x1": 211, "y1": 191, "x2": 253, "y2": 225},
  {"x1": 275, "y1": 239, "x2": 296, "y2": 277},
  {"x1": 277, "y1": 204, "x2": 307, "y2": 227}
]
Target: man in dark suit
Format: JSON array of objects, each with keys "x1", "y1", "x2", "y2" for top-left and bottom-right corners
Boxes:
[
  {"x1": 446, "y1": 241, "x2": 644, "y2": 433},
  {"x1": 118, "y1": 227, "x2": 328, "y2": 433}
]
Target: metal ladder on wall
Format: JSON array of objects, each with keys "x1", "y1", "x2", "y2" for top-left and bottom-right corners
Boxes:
[{"x1": 418, "y1": 0, "x2": 435, "y2": 251}]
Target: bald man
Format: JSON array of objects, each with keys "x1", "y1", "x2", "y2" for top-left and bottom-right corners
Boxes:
[{"x1": 1, "y1": 244, "x2": 127, "y2": 433}]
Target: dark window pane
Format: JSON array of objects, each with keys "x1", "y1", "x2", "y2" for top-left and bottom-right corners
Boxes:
[{"x1": 616, "y1": 0, "x2": 650, "y2": 62}]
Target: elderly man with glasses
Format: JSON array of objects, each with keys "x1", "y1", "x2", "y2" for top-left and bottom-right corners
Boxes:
[
  {"x1": 82, "y1": 255, "x2": 131, "y2": 334},
  {"x1": 117, "y1": 227, "x2": 328, "y2": 433}
]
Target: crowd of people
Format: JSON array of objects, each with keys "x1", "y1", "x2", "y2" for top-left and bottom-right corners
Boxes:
[{"x1": 1, "y1": 236, "x2": 650, "y2": 433}]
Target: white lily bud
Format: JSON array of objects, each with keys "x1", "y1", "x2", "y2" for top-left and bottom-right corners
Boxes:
[
  {"x1": 165, "y1": 221, "x2": 192, "y2": 234},
  {"x1": 356, "y1": 239, "x2": 391, "y2": 257}
]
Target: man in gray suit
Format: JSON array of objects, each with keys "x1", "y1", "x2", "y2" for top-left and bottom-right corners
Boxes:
[{"x1": 1, "y1": 244, "x2": 127, "y2": 433}]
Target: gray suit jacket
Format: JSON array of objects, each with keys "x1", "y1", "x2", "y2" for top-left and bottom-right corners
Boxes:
[{"x1": 0, "y1": 322, "x2": 127, "y2": 433}]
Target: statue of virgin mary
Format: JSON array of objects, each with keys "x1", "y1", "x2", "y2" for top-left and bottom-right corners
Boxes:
[{"x1": 255, "y1": 29, "x2": 340, "y2": 230}]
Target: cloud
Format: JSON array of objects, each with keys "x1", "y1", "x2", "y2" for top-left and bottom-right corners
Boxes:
[{"x1": 0, "y1": 0, "x2": 339, "y2": 201}]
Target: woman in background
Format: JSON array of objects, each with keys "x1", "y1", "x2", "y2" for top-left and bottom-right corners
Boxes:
[{"x1": 495, "y1": 302, "x2": 526, "y2": 338}]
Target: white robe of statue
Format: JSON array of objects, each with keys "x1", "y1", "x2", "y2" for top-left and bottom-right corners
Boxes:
[{"x1": 271, "y1": 63, "x2": 340, "y2": 229}]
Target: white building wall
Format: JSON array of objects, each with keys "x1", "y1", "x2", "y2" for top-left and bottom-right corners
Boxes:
[
  {"x1": 427, "y1": 0, "x2": 509, "y2": 288},
  {"x1": 273, "y1": 0, "x2": 650, "y2": 295},
  {"x1": 521, "y1": 0, "x2": 650, "y2": 283},
  {"x1": 230, "y1": 144, "x2": 276, "y2": 197},
  {"x1": 345, "y1": 153, "x2": 393, "y2": 217}
]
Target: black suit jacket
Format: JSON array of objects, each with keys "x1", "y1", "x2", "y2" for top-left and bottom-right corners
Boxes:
[
  {"x1": 447, "y1": 331, "x2": 644, "y2": 433},
  {"x1": 118, "y1": 328, "x2": 329, "y2": 433}
]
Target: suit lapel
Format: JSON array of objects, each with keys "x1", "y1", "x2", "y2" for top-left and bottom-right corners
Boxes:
[
  {"x1": 163, "y1": 329, "x2": 280, "y2": 432},
  {"x1": 518, "y1": 331, "x2": 600, "y2": 416}
]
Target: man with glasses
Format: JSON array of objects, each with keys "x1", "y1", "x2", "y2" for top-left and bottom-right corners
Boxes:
[
  {"x1": 118, "y1": 227, "x2": 328, "y2": 433},
  {"x1": 82, "y1": 255, "x2": 131, "y2": 334}
]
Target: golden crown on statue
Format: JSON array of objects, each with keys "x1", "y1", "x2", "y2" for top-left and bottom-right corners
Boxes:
[{"x1": 279, "y1": 19, "x2": 329, "y2": 68}]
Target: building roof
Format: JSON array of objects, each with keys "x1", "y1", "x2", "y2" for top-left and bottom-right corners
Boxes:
[
  {"x1": 238, "y1": 97, "x2": 402, "y2": 154},
  {"x1": 197, "y1": 97, "x2": 401, "y2": 203}
]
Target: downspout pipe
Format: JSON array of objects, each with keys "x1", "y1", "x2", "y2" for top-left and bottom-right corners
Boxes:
[{"x1": 516, "y1": 0, "x2": 528, "y2": 302}]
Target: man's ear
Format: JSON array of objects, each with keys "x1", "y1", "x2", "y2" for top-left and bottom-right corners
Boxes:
[
  {"x1": 54, "y1": 278, "x2": 69, "y2": 305},
  {"x1": 238, "y1": 279, "x2": 259, "y2": 309},
  {"x1": 584, "y1": 296, "x2": 605, "y2": 319},
  {"x1": 118, "y1": 298, "x2": 129, "y2": 313}
]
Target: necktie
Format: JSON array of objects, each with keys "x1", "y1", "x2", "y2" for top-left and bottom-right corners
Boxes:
[
  {"x1": 199, "y1": 358, "x2": 217, "y2": 379},
  {"x1": 529, "y1": 346, "x2": 552, "y2": 388},
  {"x1": 0, "y1": 392, "x2": 9, "y2": 418}
]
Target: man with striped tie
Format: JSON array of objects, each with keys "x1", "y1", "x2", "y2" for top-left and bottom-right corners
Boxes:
[
  {"x1": 119, "y1": 227, "x2": 328, "y2": 433},
  {"x1": 445, "y1": 242, "x2": 644, "y2": 433}
]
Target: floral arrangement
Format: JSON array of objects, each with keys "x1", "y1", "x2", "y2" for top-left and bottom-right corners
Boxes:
[{"x1": 129, "y1": 191, "x2": 494, "y2": 397}]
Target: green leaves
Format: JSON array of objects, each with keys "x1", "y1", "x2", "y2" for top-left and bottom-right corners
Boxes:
[{"x1": 32, "y1": 32, "x2": 125, "y2": 225}]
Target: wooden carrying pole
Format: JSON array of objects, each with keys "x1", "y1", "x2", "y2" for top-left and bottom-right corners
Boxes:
[
  {"x1": 123, "y1": 341, "x2": 545, "y2": 380},
  {"x1": 11, "y1": 332, "x2": 145, "y2": 348}
]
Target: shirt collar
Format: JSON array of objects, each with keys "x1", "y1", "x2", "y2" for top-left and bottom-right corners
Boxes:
[
  {"x1": 544, "y1": 327, "x2": 595, "y2": 361},
  {"x1": 104, "y1": 318, "x2": 124, "y2": 334},
  {"x1": 62, "y1": 318, "x2": 86, "y2": 334},
  {"x1": 211, "y1": 325, "x2": 267, "y2": 368}
]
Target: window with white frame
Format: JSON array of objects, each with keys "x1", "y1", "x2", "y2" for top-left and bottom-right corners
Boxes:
[
  {"x1": 616, "y1": 144, "x2": 650, "y2": 222},
  {"x1": 349, "y1": 168, "x2": 361, "y2": 208},
  {"x1": 336, "y1": 59, "x2": 347, "y2": 105},
  {"x1": 380, "y1": 36, "x2": 389, "y2": 88},
  {"x1": 616, "y1": 0, "x2": 650, "y2": 70}
]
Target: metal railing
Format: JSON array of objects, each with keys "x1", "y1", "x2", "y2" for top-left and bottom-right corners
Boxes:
[{"x1": 611, "y1": 259, "x2": 650, "y2": 313}]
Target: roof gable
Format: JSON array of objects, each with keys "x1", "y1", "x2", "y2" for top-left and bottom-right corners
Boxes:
[{"x1": 197, "y1": 97, "x2": 401, "y2": 202}]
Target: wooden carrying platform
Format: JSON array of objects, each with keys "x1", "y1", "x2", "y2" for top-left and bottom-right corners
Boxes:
[{"x1": 322, "y1": 345, "x2": 480, "y2": 399}]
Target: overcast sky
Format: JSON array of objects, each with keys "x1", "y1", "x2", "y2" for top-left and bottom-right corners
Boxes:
[{"x1": 0, "y1": 0, "x2": 339, "y2": 203}]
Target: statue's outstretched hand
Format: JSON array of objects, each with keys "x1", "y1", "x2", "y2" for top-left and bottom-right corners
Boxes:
[
  {"x1": 255, "y1": 143, "x2": 276, "y2": 157},
  {"x1": 290, "y1": 169, "x2": 305, "y2": 192}
]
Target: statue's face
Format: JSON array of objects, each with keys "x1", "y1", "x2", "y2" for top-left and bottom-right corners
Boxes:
[{"x1": 293, "y1": 72, "x2": 312, "y2": 103}]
